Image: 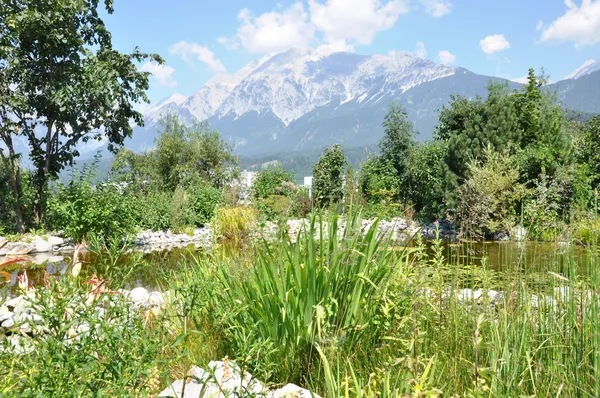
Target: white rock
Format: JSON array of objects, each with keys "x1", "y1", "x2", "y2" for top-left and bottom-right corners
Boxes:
[
  {"x1": 457, "y1": 288, "x2": 483, "y2": 302},
  {"x1": 158, "y1": 379, "x2": 211, "y2": 398},
  {"x1": 512, "y1": 226, "x2": 527, "y2": 241},
  {"x1": 129, "y1": 287, "x2": 149, "y2": 304},
  {"x1": 4, "y1": 296, "x2": 24, "y2": 312},
  {"x1": 32, "y1": 236, "x2": 53, "y2": 253},
  {"x1": 149, "y1": 292, "x2": 165, "y2": 307},
  {"x1": 1, "y1": 315, "x2": 15, "y2": 328},
  {"x1": 0, "y1": 242, "x2": 33, "y2": 255},
  {"x1": 0, "y1": 311, "x2": 14, "y2": 325},
  {"x1": 47, "y1": 236, "x2": 65, "y2": 246},
  {"x1": 271, "y1": 384, "x2": 321, "y2": 398},
  {"x1": 158, "y1": 361, "x2": 268, "y2": 398}
]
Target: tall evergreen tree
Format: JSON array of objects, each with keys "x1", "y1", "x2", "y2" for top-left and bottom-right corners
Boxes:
[{"x1": 380, "y1": 102, "x2": 416, "y2": 179}]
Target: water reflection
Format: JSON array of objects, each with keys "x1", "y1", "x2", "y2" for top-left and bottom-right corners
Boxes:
[{"x1": 1, "y1": 239, "x2": 596, "y2": 296}]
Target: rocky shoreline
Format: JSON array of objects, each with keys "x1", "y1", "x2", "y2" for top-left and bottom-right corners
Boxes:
[
  {"x1": 0, "y1": 218, "x2": 530, "y2": 261},
  {"x1": 0, "y1": 227, "x2": 215, "y2": 259}
]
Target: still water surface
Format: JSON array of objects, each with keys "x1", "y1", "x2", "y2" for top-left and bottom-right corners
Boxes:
[{"x1": 1, "y1": 240, "x2": 596, "y2": 295}]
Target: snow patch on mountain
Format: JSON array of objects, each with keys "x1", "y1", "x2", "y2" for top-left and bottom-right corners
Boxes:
[
  {"x1": 143, "y1": 48, "x2": 456, "y2": 127},
  {"x1": 145, "y1": 93, "x2": 188, "y2": 122},
  {"x1": 181, "y1": 56, "x2": 269, "y2": 121},
  {"x1": 562, "y1": 60, "x2": 600, "y2": 81},
  {"x1": 214, "y1": 48, "x2": 455, "y2": 125}
]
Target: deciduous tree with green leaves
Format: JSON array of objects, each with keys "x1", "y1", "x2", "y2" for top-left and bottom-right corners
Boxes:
[
  {"x1": 0, "y1": 0, "x2": 162, "y2": 225},
  {"x1": 152, "y1": 114, "x2": 239, "y2": 191}
]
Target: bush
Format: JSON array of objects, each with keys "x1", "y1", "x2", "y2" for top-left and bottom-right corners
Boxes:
[
  {"x1": 457, "y1": 147, "x2": 527, "y2": 239},
  {"x1": 522, "y1": 167, "x2": 579, "y2": 240},
  {"x1": 214, "y1": 206, "x2": 257, "y2": 247},
  {"x1": 47, "y1": 174, "x2": 138, "y2": 244},
  {"x1": 289, "y1": 188, "x2": 313, "y2": 218},
  {"x1": 253, "y1": 167, "x2": 295, "y2": 199},
  {"x1": 170, "y1": 186, "x2": 195, "y2": 233},
  {"x1": 189, "y1": 185, "x2": 224, "y2": 224},
  {"x1": 313, "y1": 144, "x2": 348, "y2": 206},
  {"x1": 259, "y1": 195, "x2": 293, "y2": 219},
  {"x1": 137, "y1": 191, "x2": 172, "y2": 231}
]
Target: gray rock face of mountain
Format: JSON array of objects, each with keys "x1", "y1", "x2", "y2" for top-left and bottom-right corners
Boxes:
[
  {"x1": 549, "y1": 70, "x2": 600, "y2": 117},
  {"x1": 130, "y1": 50, "x2": 599, "y2": 157}
]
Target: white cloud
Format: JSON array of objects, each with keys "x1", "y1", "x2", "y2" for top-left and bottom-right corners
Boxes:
[
  {"x1": 140, "y1": 62, "x2": 177, "y2": 87},
  {"x1": 437, "y1": 50, "x2": 456, "y2": 65},
  {"x1": 414, "y1": 41, "x2": 427, "y2": 58},
  {"x1": 419, "y1": 0, "x2": 452, "y2": 17},
  {"x1": 217, "y1": 36, "x2": 239, "y2": 51},
  {"x1": 479, "y1": 34, "x2": 511, "y2": 54},
  {"x1": 169, "y1": 41, "x2": 226, "y2": 72},
  {"x1": 539, "y1": 0, "x2": 600, "y2": 47},
  {"x1": 309, "y1": 0, "x2": 409, "y2": 48},
  {"x1": 236, "y1": 3, "x2": 315, "y2": 53}
]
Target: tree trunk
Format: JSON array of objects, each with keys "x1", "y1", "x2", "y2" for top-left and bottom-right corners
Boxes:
[
  {"x1": 2, "y1": 136, "x2": 26, "y2": 233},
  {"x1": 33, "y1": 122, "x2": 54, "y2": 226}
]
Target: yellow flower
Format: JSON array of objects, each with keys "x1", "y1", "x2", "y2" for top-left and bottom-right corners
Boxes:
[{"x1": 413, "y1": 384, "x2": 422, "y2": 393}]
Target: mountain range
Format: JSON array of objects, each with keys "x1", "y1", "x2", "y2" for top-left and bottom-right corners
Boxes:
[{"x1": 126, "y1": 50, "x2": 600, "y2": 157}]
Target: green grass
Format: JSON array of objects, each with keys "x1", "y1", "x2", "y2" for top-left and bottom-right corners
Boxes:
[{"x1": 2, "y1": 209, "x2": 600, "y2": 397}]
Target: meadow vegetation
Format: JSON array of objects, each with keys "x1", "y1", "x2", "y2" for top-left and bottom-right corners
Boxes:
[
  {"x1": 3, "y1": 2, "x2": 600, "y2": 396},
  {"x1": 2, "y1": 212, "x2": 600, "y2": 397}
]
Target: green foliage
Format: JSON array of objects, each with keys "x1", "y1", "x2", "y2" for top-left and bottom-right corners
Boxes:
[
  {"x1": 169, "y1": 186, "x2": 194, "y2": 233},
  {"x1": 522, "y1": 166, "x2": 580, "y2": 240},
  {"x1": 436, "y1": 82, "x2": 521, "y2": 183},
  {"x1": 214, "y1": 212, "x2": 397, "y2": 383},
  {"x1": 214, "y1": 206, "x2": 257, "y2": 247},
  {"x1": 256, "y1": 195, "x2": 293, "y2": 220},
  {"x1": 457, "y1": 147, "x2": 527, "y2": 238},
  {"x1": 0, "y1": 0, "x2": 161, "y2": 223},
  {"x1": 253, "y1": 166, "x2": 295, "y2": 199},
  {"x1": 154, "y1": 115, "x2": 239, "y2": 191},
  {"x1": 380, "y1": 102, "x2": 417, "y2": 184},
  {"x1": 578, "y1": 115, "x2": 600, "y2": 187},
  {"x1": 0, "y1": 161, "x2": 34, "y2": 233},
  {"x1": 357, "y1": 156, "x2": 404, "y2": 218},
  {"x1": 0, "y1": 279, "x2": 166, "y2": 397},
  {"x1": 404, "y1": 141, "x2": 449, "y2": 220},
  {"x1": 47, "y1": 165, "x2": 138, "y2": 244},
  {"x1": 312, "y1": 144, "x2": 348, "y2": 206},
  {"x1": 137, "y1": 191, "x2": 172, "y2": 231},
  {"x1": 188, "y1": 184, "x2": 224, "y2": 225}
]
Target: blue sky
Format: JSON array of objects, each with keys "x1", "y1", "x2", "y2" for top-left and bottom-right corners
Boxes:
[{"x1": 100, "y1": 0, "x2": 600, "y2": 104}]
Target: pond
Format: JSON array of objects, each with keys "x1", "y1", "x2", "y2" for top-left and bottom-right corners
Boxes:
[{"x1": 1, "y1": 239, "x2": 596, "y2": 296}]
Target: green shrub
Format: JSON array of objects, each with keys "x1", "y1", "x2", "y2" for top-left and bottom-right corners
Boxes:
[
  {"x1": 137, "y1": 191, "x2": 172, "y2": 231},
  {"x1": 170, "y1": 186, "x2": 195, "y2": 233},
  {"x1": 47, "y1": 175, "x2": 138, "y2": 244},
  {"x1": 313, "y1": 144, "x2": 348, "y2": 207},
  {"x1": 522, "y1": 167, "x2": 579, "y2": 240},
  {"x1": 261, "y1": 195, "x2": 293, "y2": 219},
  {"x1": 457, "y1": 147, "x2": 527, "y2": 238},
  {"x1": 253, "y1": 166, "x2": 295, "y2": 199},
  {"x1": 0, "y1": 278, "x2": 166, "y2": 397},
  {"x1": 189, "y1": 185, "x2": 224, "y2": 224},
  {"x1": 289, "y1": 188, "x2": 313, "y2": 219}
]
